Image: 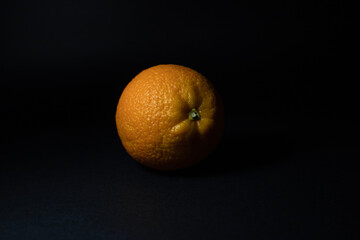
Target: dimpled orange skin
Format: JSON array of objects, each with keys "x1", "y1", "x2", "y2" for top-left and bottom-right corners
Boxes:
[{"x1": 115, "y1": 64, "x2": 224, "y2": 171}]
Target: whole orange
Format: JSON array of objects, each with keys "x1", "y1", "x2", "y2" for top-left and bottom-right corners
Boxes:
[{"x1": 115, "y1": 64, "x2": 224, "y2": 171}]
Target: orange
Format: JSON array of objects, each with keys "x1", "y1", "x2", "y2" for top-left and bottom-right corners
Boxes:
[{"x1": 115, "y1": 64, "x2": 224, "y2": 171}]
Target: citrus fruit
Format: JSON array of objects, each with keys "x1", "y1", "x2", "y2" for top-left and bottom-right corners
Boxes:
[{"x1": 115, "y1": 64, "x2": 224, "y2": 171}]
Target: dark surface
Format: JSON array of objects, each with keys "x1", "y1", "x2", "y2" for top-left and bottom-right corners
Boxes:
[{"x1": 1, "y1": 0, "x2": 359, "y2": 239}]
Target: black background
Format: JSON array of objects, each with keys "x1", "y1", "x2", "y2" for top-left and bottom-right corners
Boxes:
[{"x1": 1, "y1": 0, "x2": 359, "y2": 239}]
